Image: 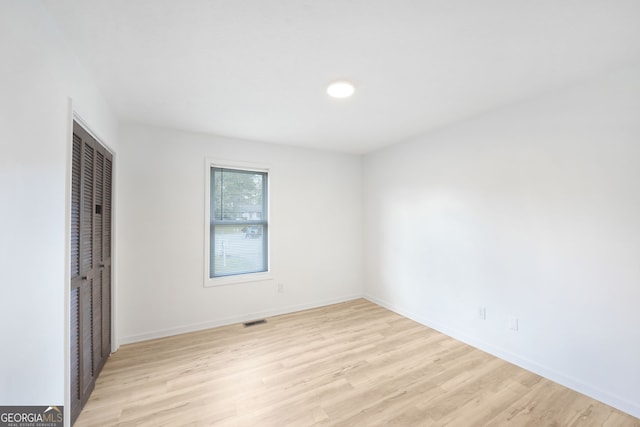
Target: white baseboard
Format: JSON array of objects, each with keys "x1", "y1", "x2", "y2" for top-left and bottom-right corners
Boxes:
[
  {"x1": 364, "y1": 294, "x2": 640, "y2": 420},
  {"x1": 118, "y1": 293, "x2": 363, "y2": 346}
]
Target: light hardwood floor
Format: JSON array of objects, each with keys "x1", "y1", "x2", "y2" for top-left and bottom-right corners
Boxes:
[{"x1": 75, "y1": 299, "x2": 639, "y2": 426}]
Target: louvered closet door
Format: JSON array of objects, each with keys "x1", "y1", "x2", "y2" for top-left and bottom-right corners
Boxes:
[
  {"x1": 70, "y1": 121, "x2": 113, "y2": 425},
  {"x1": 102, "y1": 155, "x2": 112, "y2": 361},
  {"x1": 70, "y1": 133, "x2": 82, "y2": 424}
]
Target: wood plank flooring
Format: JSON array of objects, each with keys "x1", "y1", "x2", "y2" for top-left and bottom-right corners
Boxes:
[{"x1": 75, "y1": 299, "x2": 639, "y2": 426}]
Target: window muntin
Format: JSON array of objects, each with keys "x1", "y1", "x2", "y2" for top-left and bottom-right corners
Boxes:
[{"x1": 210, "y1": 167, "x2": 268, "y2": 278}]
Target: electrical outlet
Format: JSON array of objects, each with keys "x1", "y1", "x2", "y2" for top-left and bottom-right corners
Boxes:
[
  {"x1": 277, "y1": 283, "x2": 284, "y2": 293},
  {"x1": 478, "y1": 307, "x2": 486, "y2": 320},
  {"x1": 510, "y1": 317, "x2": 519, "y2": 331}
]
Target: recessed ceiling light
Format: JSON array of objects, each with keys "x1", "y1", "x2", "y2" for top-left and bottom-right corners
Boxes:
[{"x1": 327, "y1": 81, "x2": 355, "y2": 99}]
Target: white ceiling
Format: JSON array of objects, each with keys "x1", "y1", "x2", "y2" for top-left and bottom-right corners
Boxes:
[{"x1": 43, "y1": 0, "x2": 640, "y2": 153}]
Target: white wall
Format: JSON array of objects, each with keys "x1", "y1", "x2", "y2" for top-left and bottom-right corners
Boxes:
[
  {"x1": 0, "y1": 0, "x2": 118, "y2": 415},
  {"x1": 117, "y1": 124, "x2": 363, "y2": 343},
  {"x1": 363, "y1": 65, "x2": 640, "y2": 418}
]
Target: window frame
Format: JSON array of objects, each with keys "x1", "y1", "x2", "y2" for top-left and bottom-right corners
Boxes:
[{"x1": 204, "y1": 159, "x2": 272, "y2": 287}]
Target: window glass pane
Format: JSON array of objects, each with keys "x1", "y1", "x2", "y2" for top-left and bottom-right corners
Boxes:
[
  {"x1": 212, "y1": 169, "x2": 265, "y2": 221},
  {"x1": 210, "y1": 224, "x2": 267, "y2": 277},
  {"x1": 210, "y1": 167, "x2": 268, "y2": 279}
]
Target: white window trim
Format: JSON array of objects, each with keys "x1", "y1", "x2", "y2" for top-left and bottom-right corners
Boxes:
[{"x1": 204, "y1": 158, "x2": 272, "y2": 287}]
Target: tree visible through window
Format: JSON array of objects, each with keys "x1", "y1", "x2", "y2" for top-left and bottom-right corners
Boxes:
[{"x1": 210, "y1": 167, "x2": 268, "y2": 278}]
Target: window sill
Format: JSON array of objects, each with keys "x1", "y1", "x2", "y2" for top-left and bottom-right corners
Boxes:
[{"x1": 205, "y1": 271, "x2": 273, "y2": 288}]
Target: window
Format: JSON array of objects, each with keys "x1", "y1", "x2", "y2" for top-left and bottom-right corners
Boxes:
[{"x1": 209, "y1": 166, "x2": 268, "y2": 280}]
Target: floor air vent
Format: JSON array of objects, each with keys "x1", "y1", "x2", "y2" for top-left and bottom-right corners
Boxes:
[{"x1": 243, "y1": 319, "x2": 267, "y2": 327}]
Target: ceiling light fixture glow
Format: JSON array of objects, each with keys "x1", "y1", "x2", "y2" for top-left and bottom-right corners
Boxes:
[{"x1": 327, "y1": 81, "x2": 355, "y2": 98}]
